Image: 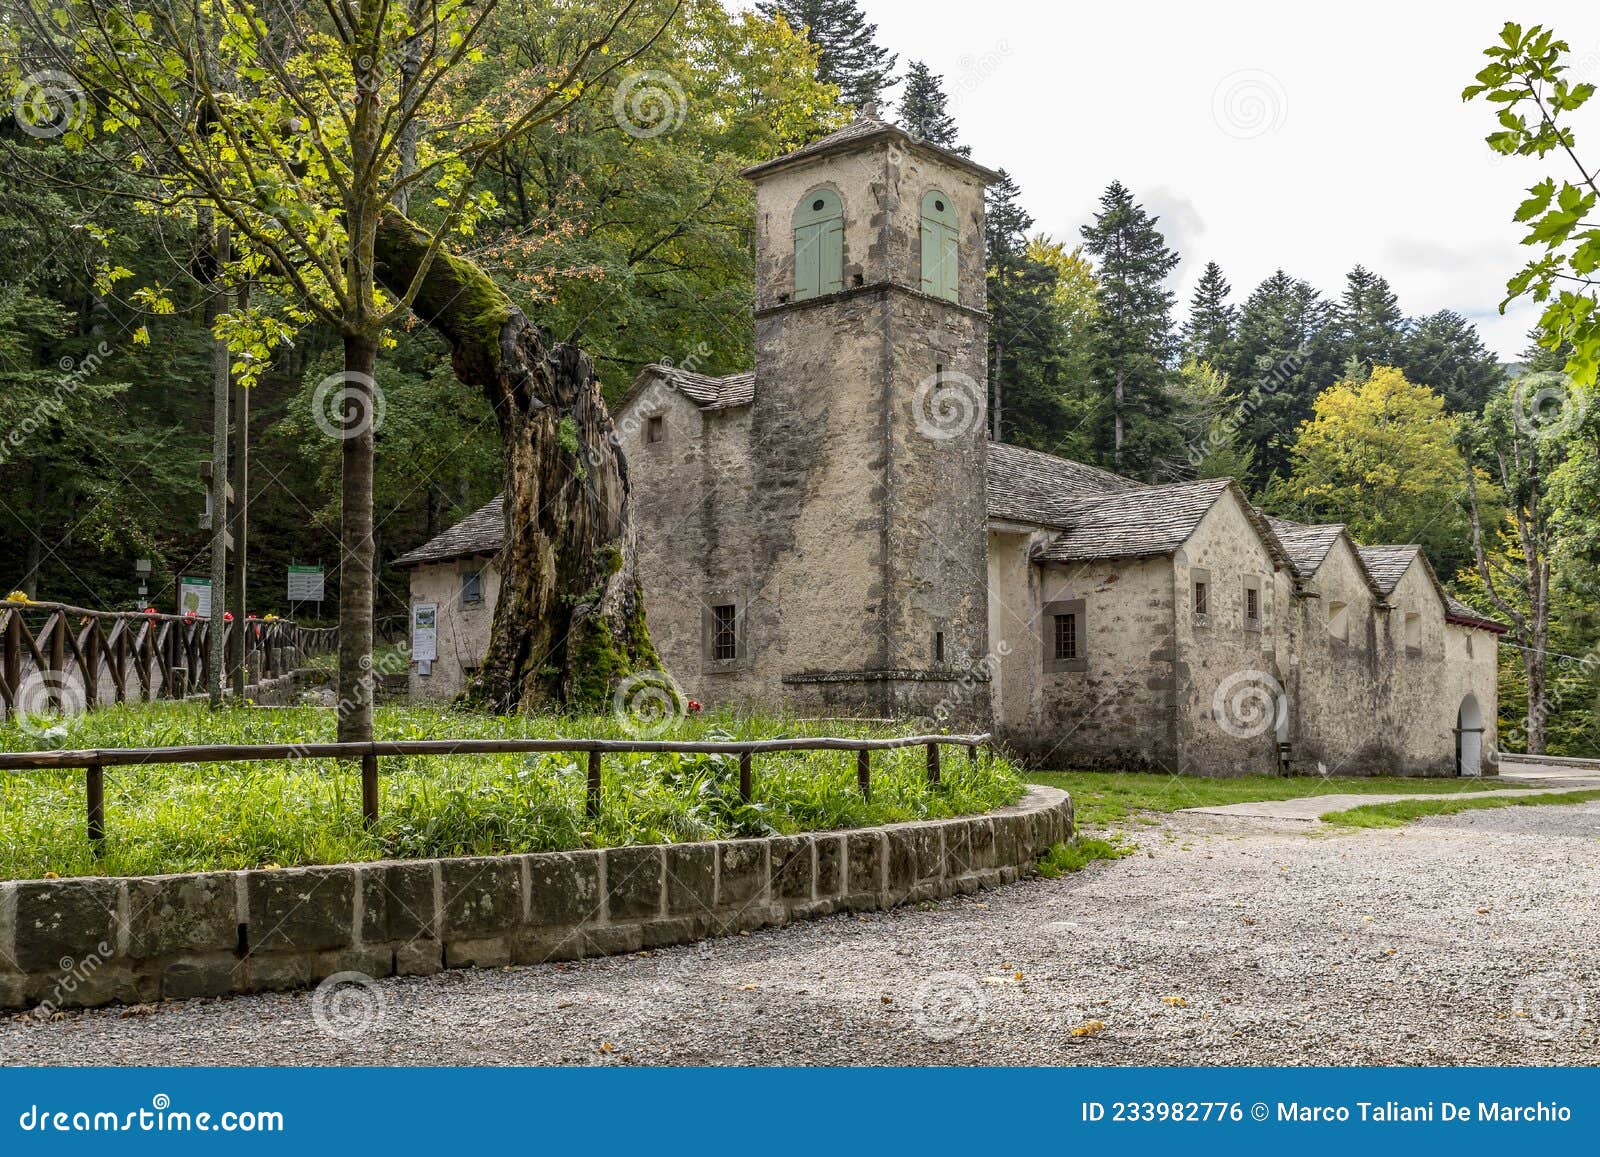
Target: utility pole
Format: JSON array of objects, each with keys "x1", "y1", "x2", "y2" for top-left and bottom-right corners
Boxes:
[
  {"x1": 230, "y1": 283, "x2": 250, "y2": 698},
  {"x1": 205, "y1": 219, "x2": 231, "y2": 706}
]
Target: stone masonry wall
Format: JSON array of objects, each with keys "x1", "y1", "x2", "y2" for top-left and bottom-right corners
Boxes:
[
  {"x1": 405, "y1": 557, "x2": 501, "y2": 702},
  {"x1": 0, "y1": 787, "x2": 1071, "y2": 1011}
]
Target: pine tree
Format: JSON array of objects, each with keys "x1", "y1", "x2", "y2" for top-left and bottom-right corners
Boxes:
[
  {"x1": 1079, "y1": 181, "x2": 1182, "y2": 475},
  {"x1": 1337, "y1": 264, "x2": 1406, "y2": 368},
  {"x1": 985, "y1": 170, "x2": 1033, "y2": 443},
  {"x1": 898, "y1": 60, "x2": 966, "y2": 153},
  {"x1": 1182, "y1": 261, "x2": 1235, "y2": 364},
  {"x1": 1397, "y1": 311, "x2": 1507, "y2": 412},
  {"x1": 757, "y1": 0, "x2": 897, "y2": 110}
]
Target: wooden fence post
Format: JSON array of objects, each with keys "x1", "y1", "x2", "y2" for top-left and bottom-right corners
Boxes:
[
  {"x1": 857, "y1": 748, "x2": 871, "y2": 802},
  {"x1": 926, "y1": 741, "x2": 941, "y2": 787},
  {"x1": 86, "y1": 763, "x2": 105, "y2": 853},
  {"x1": 739, "y1": 750, "x2": 752, "y2": 802},
  {"x1": 586, "y1": 750, "x2": 602, "y2": 820},
  {"x1": 361, "y1": 752, "x2": 379, "y2": 827}
]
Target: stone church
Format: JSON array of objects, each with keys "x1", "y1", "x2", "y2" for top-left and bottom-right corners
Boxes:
[{"x1": 398, "y1": 112, "x2": 1504, "y2": 777}]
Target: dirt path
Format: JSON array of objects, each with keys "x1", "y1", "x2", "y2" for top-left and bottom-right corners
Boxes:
[{"x1": 5, "y1": 801, "x2": 1597, "y2": 1067}]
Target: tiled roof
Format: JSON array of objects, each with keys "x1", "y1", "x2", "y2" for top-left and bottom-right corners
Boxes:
[
  {"x1": 618, "y1": 365, "x2": 755, "y2": 414},
  {"x1": 1267, "y1": 519, "x2": 1347, "y2": 579},
  {"x1": 1032, "y1": 478, "x2": 1235, "y2": 563},
  {"x1": 1445, "y1": 595, "x2": 1508, "y2": 633},
  {"x1": 1357, "y1": 545, "x2": 1421, "y2": 595},
  {"x1": 392, "y1": 495, "x2": 504, "y2": 568},
  {"x1": 740, "y1": 111, "x2": 1001, "y2": 182},
  {"x1": 985, "y1": 442, "x2": 1138, "y2": 526}
]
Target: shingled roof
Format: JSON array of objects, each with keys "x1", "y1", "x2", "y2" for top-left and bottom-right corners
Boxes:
[
  {"x1": 1357, "y1": 545, "x2": 1421, "y2": 595},
  {"x1": 1268, "y1": 519, "x2": 1347, "y2": 579},
  {"x1": 1031, "y1": 478, "x2": 1237, "y2": 564},
  {"x1": 392, "y1": 495, "x2": 504, "y2": 569},
  {"x1": 739, "y1": 110, "x2": 1001, "y2": 183},
  {"x1": 985, "y1": 442, "x2": 1138, "y2": 526},
  {"x1": 617, "y1": 364, "x2": 756, "y2": 415},
  {"x1": 1445, "y1": 595, "x2": 1508, "y2": 633}
]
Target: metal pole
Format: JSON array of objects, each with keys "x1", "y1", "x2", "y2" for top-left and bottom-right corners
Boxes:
[{"x1": 586, "y1": 750, "x2": 602, "y2": 820}]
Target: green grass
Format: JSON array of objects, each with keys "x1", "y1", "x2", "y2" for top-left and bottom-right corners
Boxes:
[
  {"x1": 1320, "y1": 788, "x2": 1600, "y2": 828},
  {"x1": 1034, "y1": 837, "x2": 1134, "y2": 877},
  {"x1": 1028, "y1": 769, "x2": 1510, "y2": 829},
  {"x1": 0, "y1": 703, "x2": 1023, "y2": 881}
]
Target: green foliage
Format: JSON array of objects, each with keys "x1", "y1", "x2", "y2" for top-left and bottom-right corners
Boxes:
[
  {"x1": 1463, "y1": 22, "x2": 1600, "y2": 386},
  {"x1": 756, "y1": 0, "x2": 896, "y2": 109},
  {"x1": 1182, "y1": 261, "x2": 1236, "y2": 366},
  {"x1": 1034, "y1": 837, "x2": 1134, "y2": 877},
  {"x1": 1320, "y1": 788, "x2": 1600, "y2": 828},
  {"x1": 898, "y1": 61, "x2": 964, "y2": 151},
  {"x1": 0, "y1": 703, "x2": 1025, "y2": 880}
]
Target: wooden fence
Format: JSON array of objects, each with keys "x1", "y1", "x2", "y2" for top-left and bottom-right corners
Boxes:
[
  {"x1": 0, "y1": 600, "x2": 337, "y2": 721},
  {"x1": 0, "y1": 733, "x2": 991, "y2": 855}
]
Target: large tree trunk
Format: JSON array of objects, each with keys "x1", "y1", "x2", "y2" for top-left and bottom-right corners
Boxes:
[
  {"x1": 337, "y1": 330, "x2": 378, "y2": 742},
  {"x1": 374, "y1": 213, "x2": 657, "y2": 712}
]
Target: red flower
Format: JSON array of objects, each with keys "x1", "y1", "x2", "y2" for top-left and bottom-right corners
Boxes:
[
  {"x1": 687, "y1": 698, "x2": 703, "y2": 713},
  {"x1": 183, "y1": 610, "x2": 197, "y2": 620},
  {"x1": 223, "y1": 611, "x2": 234, "y2": 622},
  {"x1": 143, "y1": 606, "x2": 157, "y2": 615}
]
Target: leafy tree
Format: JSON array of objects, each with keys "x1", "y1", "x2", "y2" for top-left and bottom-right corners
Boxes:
[
  {"x1": 1182, "y1": 261, "x2": 1236, "y2": 365},
  {"x1": 756, "y1": 0, "x2": 896, "y2": 110},
  {"x1": 11, "y1": 0, "x2": 680, "y2": 736},
  {"x1": 898, "y1": 60, "x2": 965, "y2": 152},
  {"x1": 1284, "y1": 366, "x2": 1479, "y2": 576},
  {"x1": 1397, "y1": 310, "x2": 1506, "y2": 413},
  {"x1": 1172, "y1": 358, "x2": 1255, "y2": 481},
  {"x1": 1079, "y1": 181, "x2": 1182, "y2": 475}
]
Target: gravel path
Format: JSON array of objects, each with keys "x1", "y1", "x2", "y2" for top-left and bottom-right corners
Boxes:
[
  {"x1": 5, "y1": 800, "x2": 1598, "y2": 1067},
  {"x1": 1187, "y1": 783, "x2": 1600, "y2": 821}
]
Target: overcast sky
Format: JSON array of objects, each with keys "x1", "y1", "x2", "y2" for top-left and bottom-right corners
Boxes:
[{"x1": 845, "y1": 0, "x2": 1600, "y2": 359}]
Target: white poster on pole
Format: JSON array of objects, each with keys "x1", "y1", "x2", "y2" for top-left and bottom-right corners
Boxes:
[
  {"x1": 411, "y1": 603, "x2": 438, "y2": 663},
  {"x1": 287, "y1": 565, "x2": 325, "y2": 603},
  {"x1": 178, "y1": 576, "x2": 212, "y2": 618}
]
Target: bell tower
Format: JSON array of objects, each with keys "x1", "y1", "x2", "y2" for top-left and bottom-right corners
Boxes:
[{"x1": 734, "y1": 113, "x2": 999, "y2": 721}]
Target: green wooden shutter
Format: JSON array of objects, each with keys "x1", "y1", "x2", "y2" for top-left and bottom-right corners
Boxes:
[
  {"x1": 793, "y1": 189, "x2": 843, "y2": 300},
  {"x1": 920, "y1": 190, "x2": 960, "y2": 302}
]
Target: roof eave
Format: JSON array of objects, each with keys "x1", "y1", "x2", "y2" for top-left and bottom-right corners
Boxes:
[{"x1": 740, "y1": 125, "x2": 1003, "y2": 184}]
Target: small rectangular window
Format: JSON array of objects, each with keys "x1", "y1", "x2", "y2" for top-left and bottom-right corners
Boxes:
[
  {"x1": 1328, "y1": 600, "x2": 1349, "y2": 641},
  {"x1": 461, "y1": 569, "x2": 482, "y2": 604},
  {"x1": 934, "y1": 630, "x2": 945, "y2": 663},
  {"x1": 1242, "y1": 575, "x2": 1262, "y2": 629},
  {"x1": 1404, "y1": 611, "x2": 1422, "y2": 652},
  {"x1": 646, "y1": 414, "x2": 665, "y2": 444},
  {"x1": 1194, "y1": 581, "x2": 1208, "y2": 616},
  {"x1": 712, "y1": 604, "x2": 737, "y2": 662},
  {"x1": 1053, "y1": 613, "x2": 1078, "y2": 661}
]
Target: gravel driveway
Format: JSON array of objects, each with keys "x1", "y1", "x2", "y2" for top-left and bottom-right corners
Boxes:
[{"x1": 5, "y1": 800, "x2": 1597, "y2": 1066}]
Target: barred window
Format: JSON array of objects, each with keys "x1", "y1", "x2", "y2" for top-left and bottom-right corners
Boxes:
[
  {"x1": 712, "y1": 604, "x2": 738, "y2": 662},
  {"x1": 1053, "y1": 613, "x2": 1078, "y2": 661},
  {"x1": 1194, "y1": 580, "x2": 1209, "y2": 616}
]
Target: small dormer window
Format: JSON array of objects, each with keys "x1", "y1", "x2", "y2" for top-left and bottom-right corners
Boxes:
[
  {"x1": 793, "y1": 188, "x2": 843, "y2": 300},
  {"x1": 920, "y1": 189, "x2": 959, "y2": 302}
]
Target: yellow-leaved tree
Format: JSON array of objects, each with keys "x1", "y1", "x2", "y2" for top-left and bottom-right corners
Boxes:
[{"x1": 1282, "y1": 366, "x2": 1492, "y2": 578}]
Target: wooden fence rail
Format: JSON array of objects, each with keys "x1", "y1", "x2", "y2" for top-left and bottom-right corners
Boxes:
[
  {"x1": 0, "y1": 732, "x2": 992, "y2": 856},
  {"x1": 0, "y1": 601, "x2": 337, "y2": 721}
]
